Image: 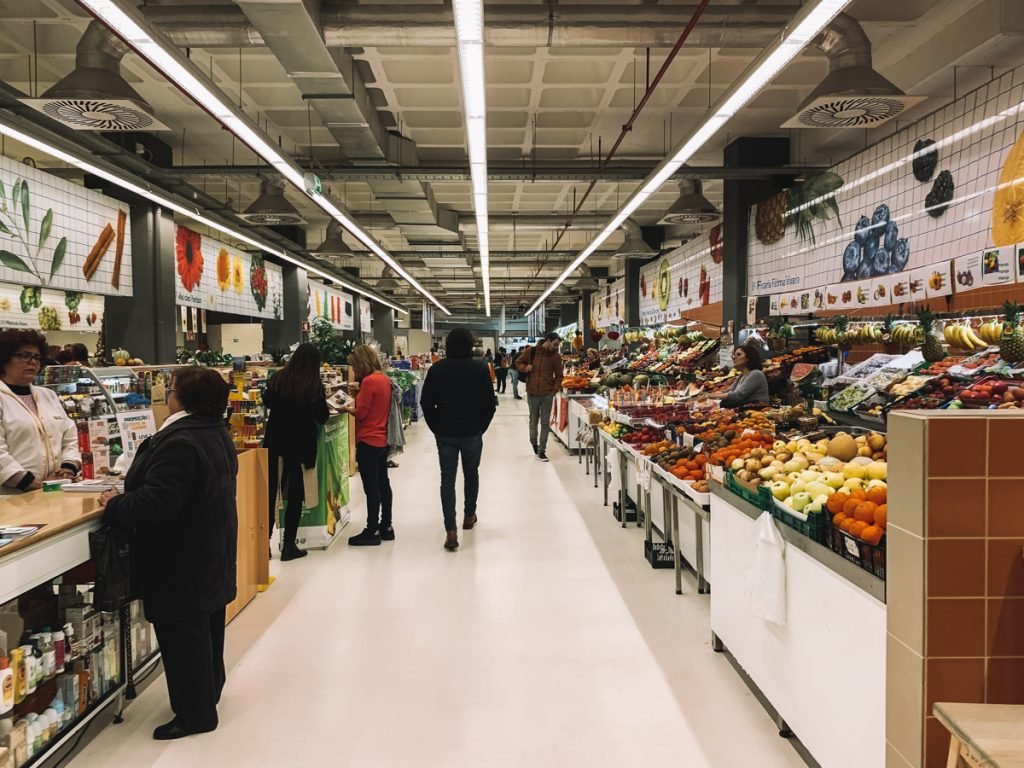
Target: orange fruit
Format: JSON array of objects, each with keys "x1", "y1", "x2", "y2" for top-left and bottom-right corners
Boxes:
[
  {"x1": 849, "y1": 520, "x2": 869, "y2": 538},
  {"x1": 867, "y1": 486, "x2": 887, "y2": 506},
  {"x1": 843, "y1": 497, "x2": 861, "y2": 517},
  {"x1": 851, "y1": 489, "x2": 868, "y2": 501},
  {"x1": 854, "y1": 501, "x2": 878, "y2": 525},
  {"x1": 841, "y1": 517, "x2": 857, "y2": 533},
  {"x1": 827, "y1": 493, "x2": 849, "y2": 515},
  {"x1": 875, "y1": 504, "x2": 887, "y2": 528},
  {"x1": 861, "y1": 524, "x2": 884, "y2": 545},
  {"x1": 832, "y1": 512, "x2": 848, "y2": 527}
]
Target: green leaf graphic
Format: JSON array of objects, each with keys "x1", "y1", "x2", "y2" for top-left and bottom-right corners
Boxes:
[
  {"x1": 0, "y1": 249, "x2": 33, "y2": 273},
  {"x1": 0, "y1": 179, "x2": 5, "y2": 203},
  {"x1": 20, "y1": 181, "x2": 30, "y2": 236},
  {"x1": 38, "y1": 208, "x2": 52, "y2": 249},
  {"x1": 0, "y1": 221, "x2": 11, "y2": 236},
  {"x1": 11, "y1": 180, "x2": 21, "y2": 216},
  {"x1": 49, "y1": 237, "x2": 67, "y2": 280}
]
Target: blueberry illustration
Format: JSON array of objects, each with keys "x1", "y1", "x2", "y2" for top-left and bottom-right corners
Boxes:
[
  {"x1": 887, "y1": 264, "x2": 903, "y2": 274},
  {"x1": 856, "y1": 260, "x2": 873, "y2": 280},
  {"x1": 864, "y1": 237, "x2": 878, "y2": 265},
  {"x1": 843, "y1": 242, "x2": 861, "y2": 274},
  {"x1": 884, "y1": 220, "x2": 898, "y2": 252},
  {"x1": 872, "y1": 204, "x2": 890, "y2": 227},
  {"x1": 873, "y1": 247, "x2": 891, "y2": 276},
  {"x1": 892, "y1": 238, "x2": 910, "y2": 270},
  {"x1": 841, "y1": 271, "x2": 857, "y2": 283},
  {"x1": 854, "y1": 216, "x2": 872, "y2": 245}
]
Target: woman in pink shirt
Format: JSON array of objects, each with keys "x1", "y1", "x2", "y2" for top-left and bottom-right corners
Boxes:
[{"x1": 340, "y1": 345, "x2": 394, "y2": 546}]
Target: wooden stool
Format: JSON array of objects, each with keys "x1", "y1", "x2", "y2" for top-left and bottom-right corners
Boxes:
[{"x1": 933, "y1": 703, "x2": 1024, "y2": 768}]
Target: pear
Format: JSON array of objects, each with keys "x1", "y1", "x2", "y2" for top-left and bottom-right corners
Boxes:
[{"x1": 824, "y1": 472, "x2": 845, "y2": 489}]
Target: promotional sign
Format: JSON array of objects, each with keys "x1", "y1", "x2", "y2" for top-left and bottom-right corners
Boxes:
[
  {"x1": 0, "y1": 155, "x2": 132, "y2": 297},
  {"x1": 0, "y1": 282, "x2": 104, "y2": 331},
  {"x1": 115, "y1": 410, "x2": 157, "y2": 459},
  {"x1": 174, "y1": 226, "x2": 284, "y2": 319},
  {"x1": 307, "y1": 281, "x2": 354, "y2": 330},
  {"x1": 638, "y1": 228, "x2": 724, "y2": 325},
  {"x1": 747, "y1": 64, "x2": 1024, "y2": 299},
  {"x1": 285, "y1": 414, "x2": 351, "y2": 549},
  {"x1": 359, "y1": 296, "x2": 372, "y2": 333}
]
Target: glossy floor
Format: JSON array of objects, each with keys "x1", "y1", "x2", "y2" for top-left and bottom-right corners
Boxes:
[{"x1": 70, "y1": 396, "x2": 806, "y2": 768}]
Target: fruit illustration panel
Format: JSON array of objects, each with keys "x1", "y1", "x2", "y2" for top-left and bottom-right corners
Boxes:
[
  {"x1": 174, "y1": 226, "x2": 283, "y2": 320},
  {"x1": 747, "y1": 64, "x2": 1024, "y2": 297},
  {"x1": 306, "y1": 281, "x2": 355, "y2": 331},
  {"x1": 638, "y1": 228, "x2": 723, "y2": 325},
  {"x1": 592, "y1": 276, "x2": 626, "y2": 327},
  {"x1": 0, "y1": 153, "x2": 132, "y2": 298}
]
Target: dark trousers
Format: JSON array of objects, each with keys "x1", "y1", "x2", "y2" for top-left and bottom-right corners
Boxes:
[
  {"x1": 436, "y1": 434, "x2": 483, "y2": 532},
  {"x1": 153, "y1": 606, "x2": 226, "y2": 732},
  {"x1": 268, "y1": 453, "x2": 304, "y2": 546},
  {"x1": 356, "y1": 442, "x2": 393, "y2": 531},
  {"x1": 495, "y1": 369, "x2": 508, "y2": 393}
]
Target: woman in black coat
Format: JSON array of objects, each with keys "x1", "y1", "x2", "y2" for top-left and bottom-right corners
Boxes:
[
  {"x1": 263, "y1": 343, "x2": 329, "y2": 560},
  {"x1": 100, "y1": 367, "x2": 237, "y2": 741}
]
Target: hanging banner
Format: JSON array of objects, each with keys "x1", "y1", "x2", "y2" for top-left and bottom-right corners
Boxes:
[
  {"x1": 0, "y1": 282, "x2": 104, "y2": 331},
  {"x1": 637, "y1": 227, "x2": 724, "y2": 325},
  {"x1": 528, "y1": 301, "x2": 544, "y2": 337},
  {"x1": 306, "y1": 281, "x2": 354, "y2": 330},
  {"x1": 421, "y1": 301, "x2": 435, "y2": 335},
  {"x1": 174, "y1": 226, "x2": 283, "y2": 319},
  {"x1": 0, "y1": 155, "x2": 133, "y2": 298},
  {"x1": 591, "y1": 277, "x2": 626, "y2": 327},
  {"x1": 359, "y1": 296, "x2": 372, "y2": 332}
]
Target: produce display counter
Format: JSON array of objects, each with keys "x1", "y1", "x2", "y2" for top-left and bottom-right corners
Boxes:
[
  {"x1": 709, "y1": 483, "x2": 886, "y2": 768},
  {"x1": 549, "y1": 391, "x2": 595, "y2": 453}
]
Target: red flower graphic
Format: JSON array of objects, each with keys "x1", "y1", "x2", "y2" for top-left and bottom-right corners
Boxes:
[{"x1": 176, "y1": 227, "x2": 204, "y2": 292}]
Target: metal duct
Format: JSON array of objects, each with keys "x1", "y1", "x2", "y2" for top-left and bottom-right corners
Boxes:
[
  {"x1": 21, "y1": 21, "x2": 167, "y2": 131},
  {"x1": 658, "y1": 180, "x2": 720, "y2": 225},
  {"x1": 240, "y1": 178, "x2": 304, "y2": 225}
]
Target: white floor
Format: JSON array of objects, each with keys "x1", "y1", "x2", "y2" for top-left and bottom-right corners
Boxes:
[{"x1": 70, "y1": 395, "x2": 807, "y2": 768}]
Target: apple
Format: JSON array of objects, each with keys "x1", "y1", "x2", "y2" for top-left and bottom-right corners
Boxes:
[
  {"x1": 824, "y1": 472, "x2": 845, "y2": 489},
  {"x1": 758, "y1": 467, "x2": 778, "y2": 481},
  {"x1": 806, "y1": 482, "x2": 833, "y2": 499},
  {"x1": 865, "y1": 461, "x2": 887, "y2": 481},
  {"x1": 867, "y1": 479, "x2": 887, "y2": 490},
  {"x1": 770, "y1": 460, "x2": 785, "y2": 470},
  {"x1": 798, "y1": 469, "x2": 821, "y2": 483},
  {"x1": 843, "y1": 463, "x2": 867, "y2": 480},
  {"x1": 817, "y1": 457, "x2": 842, "y2": 469},
  {"x1": 731, "y1": 459, "x2": 745, "y2": 471},
  {"x1": 805, "y1": 451, "x2": 825, "y2": 463},
  {"x1": 770, "y1": 481, "x2": 791, "y2": 500},
  {"x1": 789, "y1": 481, "x2": 808, "y2": 496},
  {"x1": 805, "y1": 500, "x2": 825, "y2": 515},
  {"x1": 850, "y1": 456, "x2": 873, "y2": 466},
  {"x1": 786, "y1": 472, "x2": 801, "y2": 483},
  {"x1": 791, "y1": 492, "x2": 812, "y2": 512},
  {"x1": 843, "y1": 478, "x2": 865, "y2": 491},
  {"x1": 791, "y1": 454, "x2": 811, "y2": 471},
  {"x1": 773, "y1": 440, "x2": 788, "y2": 452},
  {"x1": 813, "y1": 494, "x2": 831, "y2": 505}
]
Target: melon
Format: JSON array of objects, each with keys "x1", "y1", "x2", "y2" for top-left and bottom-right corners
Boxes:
[{"x1": 827, "y1": 434, "x2": 859, "y2": 462}]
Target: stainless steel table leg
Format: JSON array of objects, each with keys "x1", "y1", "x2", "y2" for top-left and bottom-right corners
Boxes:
[
  {"x1": 602, "y1": 437, "x2": 609, "y2": 505},
  {"x1": 662, "y1": 484, "x2": 672, "y2": 545},
  {"x1": 695, "y1": 510, "x2": 709, "y2": 594},
  {"x1": 619, "y1": 450, "x2": 628, "y2": 528},
  {"x1": 643, "y1": 483, "x2": 651, "y2": 541},
  {"x1": 672, "y1": 495, "x2": 683, "y2": 595}
]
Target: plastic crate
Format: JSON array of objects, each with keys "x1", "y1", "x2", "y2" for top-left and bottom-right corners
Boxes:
[
  {"x1": 825, "y1": 522, "x2": 886, "y2": 580},
  {"x1": 770, "y1": 499, "x2": 825, "y2": 543},
  {"x1": 613, "y1": 498, "x2": 637, "y2": 523},
  {"x1": 724, "y1": 470, "x2": 771, "y2": 510},
  {"x1": 644, "y1": 540, "x2": 675, "y2": 569}
]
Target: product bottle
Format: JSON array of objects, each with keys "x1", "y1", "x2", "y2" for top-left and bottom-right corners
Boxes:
[
  {"x1": 0, "y1": 660, "x2": 12, "y2": 715},
  {"x1": 52, "y1": 632, "x2": 65, "y2": 672},
  {"x1": 52, "y1": 690, "x2": 67, "y2": 730},
  {"x1": 20, "y1": 648, "x2": 36, "y2": 695},
  {"x1": 38, "y1": 633, "x2": 54, "y2": 679},
  {"x1": 8, "y1": 650, "x2": 23, "y2": 705},
  {"x1": 62, "y1": 624, "x2": 75, "y2": 662},
  {"x1": 42, "y1": 709, "x2": 57, "y2": 741}
]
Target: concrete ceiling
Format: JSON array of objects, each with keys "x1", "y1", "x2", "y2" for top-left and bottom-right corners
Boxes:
[{"x1": 0, "y1": 0, "x2": 1021, "y2": 314}]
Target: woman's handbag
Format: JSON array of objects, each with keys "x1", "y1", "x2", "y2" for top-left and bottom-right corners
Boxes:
[{"x1": 89, "y1": 525, "x2": 132, "y2": 612}]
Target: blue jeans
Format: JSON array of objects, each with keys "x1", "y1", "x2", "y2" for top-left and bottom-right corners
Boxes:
[
  {"x1": 510, "y1": 369, "x2": 520, "y2": 396},
  {"x1": 435, "y1": 434, "x2": 483, "y2": 532}
]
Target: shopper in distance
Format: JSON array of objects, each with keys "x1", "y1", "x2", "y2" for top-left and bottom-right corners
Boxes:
[
  {"x1": 339, "y1": 344, "x2": 395, "y2": 546},
  {"x1": 508, "y1": 347, "x2": 523, "y2": 399},
  {"x1": 494, "y1": 347, "x2": 510, "y2": 395},
  {"x1": 515, "y1": 331, "x2": 565, "y2": 462},
  {"x1": 420, "y1": 328, "x2": 497, "y2": 551},
  {"x1": 99, "y1": 368, "x2": 238, "y2": 741},
  {"x1": 263, "y1": 343, "x2": 330, "y2": 561},
  {"x1": 0, "y1": 329, "x2": 81, "y2": 492}
]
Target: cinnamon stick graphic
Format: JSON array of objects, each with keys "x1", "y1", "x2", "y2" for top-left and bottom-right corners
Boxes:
[
  {"x1": 83, "y1": 223, "x2": 114, "y2": 280},
  {"x1": 112, "y1": 210, "x2": 126, "y2": 289}
]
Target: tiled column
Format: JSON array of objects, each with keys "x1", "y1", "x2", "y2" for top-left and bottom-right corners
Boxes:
[{"x1": 886, "y1": 412, "x2": 1024, "y2": 768}]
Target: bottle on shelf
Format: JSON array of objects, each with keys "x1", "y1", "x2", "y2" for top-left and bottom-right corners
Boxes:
[{"x1": 0, "y1": 659, "x2": 12, "y2": 715}]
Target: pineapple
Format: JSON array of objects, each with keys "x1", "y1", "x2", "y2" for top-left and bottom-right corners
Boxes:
[
  {"x1": 834, "y1": 315, "x2": 852, "y2": 351},
  {"x1": 916, "y1": 308, "x2": 946, "y2": 362},
  {"x1": 755, "y1": 190, "x2": 789, "y2": 245},
  {"x1": 1000, "y1": 301, "x2": 1024, "y2": 362}
]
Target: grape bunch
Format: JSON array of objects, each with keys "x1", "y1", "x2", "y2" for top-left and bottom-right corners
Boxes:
[{"x1": 840, "y1": 204, "x2": 910, "y2": 282}]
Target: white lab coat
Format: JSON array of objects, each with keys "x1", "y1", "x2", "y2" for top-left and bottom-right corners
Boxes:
[{"x1": 0, "y1": 381, "x2": 81, "y2": 494}]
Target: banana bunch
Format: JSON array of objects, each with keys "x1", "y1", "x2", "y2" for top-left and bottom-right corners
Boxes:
[
  {"x1": 891, "y1": 323, "x2": 923, "y2": 345},
  {"x1": 686, "y1": 331, "x2": 706, "y2": 343},
  {"x1": 815, "y1": 326, "x2": 839, "y2": 344},
  {"x1": 624, "y1": 330, "x2": 646, "y2": 344},
  {"x1": 847, "y1": 324, "x2": 883, "y2": 344},
  {"x1": 977, "y1": 319, "x2": 1006, "y2": 344},
  {"x1": 943, "y1": 321, "x2": 989, "y2": 350}
]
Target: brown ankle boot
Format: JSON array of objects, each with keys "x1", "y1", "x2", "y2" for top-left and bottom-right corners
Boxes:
[{"x1": 444, "y1": 530, "x2": 459, "y2": 550}]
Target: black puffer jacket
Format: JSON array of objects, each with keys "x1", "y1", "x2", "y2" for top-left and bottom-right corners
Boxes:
[
  {"x1": 421, "y1": 358, "x2": 496, "y2": 437},
  {"x1": 104, "y1": 416, "x2": 238, "y2": 623}
]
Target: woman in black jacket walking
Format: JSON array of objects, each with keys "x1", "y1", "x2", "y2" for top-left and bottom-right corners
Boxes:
[
  {"x1": 263, "y1": 343, "x2": 329, "y2": 560},
  {"x1": 100, "y1": 367, "x2": 237, "y2": 740}
]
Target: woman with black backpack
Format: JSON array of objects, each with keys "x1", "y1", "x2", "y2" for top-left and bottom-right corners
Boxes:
[{"x1": 494, "y1": 347, "x2": 510, "y2": 394}]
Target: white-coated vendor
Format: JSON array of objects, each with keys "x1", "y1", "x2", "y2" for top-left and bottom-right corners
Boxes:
[{"x1": 0, "y1": 330, "x2": 80, "y2": 493}]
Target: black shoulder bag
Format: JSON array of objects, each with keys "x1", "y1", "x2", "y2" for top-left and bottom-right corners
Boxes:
[
  {"x1": 89, "y1": 525, "x2": 132, "y2": 612},
  {"x1": 519, "y1": 346, "x2": 535, "y2": 384}
]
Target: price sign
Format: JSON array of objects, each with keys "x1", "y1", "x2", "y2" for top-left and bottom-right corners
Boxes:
[
  {"x1": 682, "y1": 432, "x2": 695, "y2": 448},
  {"x1": 635, "y1": 455, "x2": 652, "y2": 491},
  {"x1": 719, "y1": 345, "x2": 735, "y2": 369},
  {"x1": 844, "y1": 536, "x2": 861, "y2": 558}
]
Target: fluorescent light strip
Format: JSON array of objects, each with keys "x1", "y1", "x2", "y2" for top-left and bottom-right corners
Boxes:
[
  {"x1": 77, "y1": 0, "x2": 447, "y2": 316},
  {"x1": 526, "y1": 0, "x2": 853, "y2": 314},
  {"x1": 453, "y1": 0, "x2": 491, "y2": 317},
  {"x1": 0, "y1": 119, "x2": 407, "y2": 315}
]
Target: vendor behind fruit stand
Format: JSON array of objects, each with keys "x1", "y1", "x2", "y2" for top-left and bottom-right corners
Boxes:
[
  {"x1": 0, "y1": 329, "x2": 80, "y2": 493},
  {"x1": 708, "y1": 343, "x2": 770, "y2": 408}
]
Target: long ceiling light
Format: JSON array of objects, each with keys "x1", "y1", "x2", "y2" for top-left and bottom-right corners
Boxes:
[
  {"x1": 0, "y1": 118, "x2": 408, "y2": 315},
  {"x1": 526, "y1": 0, "x2": 853, "y2": 314},
  {"x1": 74, "y1": 0, "x2": 449, "y2": 316},
  {"x1": 452, "y1": 0, "x2": 491, "y2": 317}
]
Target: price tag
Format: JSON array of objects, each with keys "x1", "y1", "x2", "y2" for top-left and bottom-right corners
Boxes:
[
  {"x1": 844, "y1": 536, "x2": 861, "y2": 558},
  {"x1": 635, "y1": 455, "x2": 652, "y2": 491},
  {"x1": 682, "y1": 432, "x2": 695, "y2": 448},
  {"x1": 719, "y1": 345, "x2": 735, "y2": 369}
]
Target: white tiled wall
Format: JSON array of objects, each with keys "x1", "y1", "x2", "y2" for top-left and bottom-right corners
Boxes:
[
  {"x1": 748, "y1": 66, "x2": 1024, "y2": 299},
  {"x1": 638, "y1": 225, "x2": 724, "y2": 325},
  {"x1": 307, "y1": 281, "x2": 355, "y2": 331}
]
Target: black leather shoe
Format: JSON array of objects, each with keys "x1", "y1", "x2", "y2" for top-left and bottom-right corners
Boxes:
[
  {"x1": 349, "y1": 528, "x2": 382, "y2": 546},
  {"x1": 444, "y1": 530, "x2": 459, "y2": 550},
  {"x1": 280, "y1": 543, "x2": 308, "y2": 561},
  {"x1": 380, "y1": 526, "x2": 396, "y2": 541},
  {"x1": 153, "y1": 719, "x2": 216, "y2": 740}
]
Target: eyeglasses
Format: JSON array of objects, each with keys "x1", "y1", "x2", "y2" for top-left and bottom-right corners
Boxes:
[{"x1": 13, "y1": 353, "x2": 42, "y2": 363}]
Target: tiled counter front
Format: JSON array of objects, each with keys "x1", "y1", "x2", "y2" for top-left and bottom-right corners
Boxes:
[{"x1": 886, "y1": 412, "x2": 1024, "y2": 768}]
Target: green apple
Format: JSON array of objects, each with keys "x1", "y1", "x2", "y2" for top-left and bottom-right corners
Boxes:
[
  {"x1": 805, "y1": 500, "x2": 824, "y2": 514},
  {"x1": 843, "y1": 477, "x2": 865, "y2": 491},
  {"x1": 824, "y1": 472, "x2": 845, "y2": 489},
  {"x1": 789, "y1": 480, "x2": 808, "y2": 496},
  {"x1": 799, "y1": 469, "x2": 822, "y2": 484},
  {"x1": 769, "y1": 481, "x2": 791, "y2": 500},
  {"x1": 867, "y1": 479, "x2": 887, "y2": 490},
  {"x1": 806, "y1": 482, "x2": 833, "y2": 499},
  {"x1": 791, "y1": 491, "x2": 812, "y2": 512},
  {"x1": 758, "y1": 467, "x2": 778, "y2": 481}
]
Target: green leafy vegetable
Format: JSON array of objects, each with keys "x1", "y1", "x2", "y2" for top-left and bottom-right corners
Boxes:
[{"x1": 64, "y1": 290, "x2": 83, "y2": 313}]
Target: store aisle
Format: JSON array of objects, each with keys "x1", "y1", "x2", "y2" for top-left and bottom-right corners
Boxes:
[{"x1": 70, "y1": 396, "x2": 805, "y2": 768}]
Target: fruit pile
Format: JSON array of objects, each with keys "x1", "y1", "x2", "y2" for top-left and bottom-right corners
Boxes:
[
  {"x1": 917, "y1": 358, "x2": 965, "y2": 376},
  {"x1": 562, "y1": 375, "x2": 595, "y2": 391},
  {"x1": 620, "y1": 427, "x2": 665, "y2": 449},
  {"x1": 599, "y1": 422, "x2": 630, "y2": 439},
  {"x1": 891, "y1": 374, "x2": 968, "y2": 411},
  {"x1": 707, "y1": 432, "x2": 777, "y2": 467},
  {"x1": 954, "y1": 378, "x2": 1024, "y2": 408},
  {"x1": 828, "y1": 484, "x2": 887, "y2": 545},
  {"x1": 648, "y1": 444, "x2": 708, "y2": 482}
]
